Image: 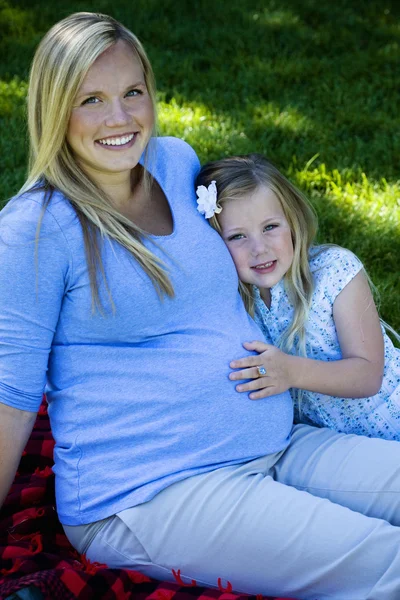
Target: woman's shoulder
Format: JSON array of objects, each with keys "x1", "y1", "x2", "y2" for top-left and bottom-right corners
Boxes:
[
  {"x1": 145, "y1": 137, "x2": 200, "y2": 189},
  {"x1": 0, "y1": 185, "x2": 78, "y2": 243},
  {"x1": 153, "y1": 136, "x2": 200, "y2": 168},
  {"x1": 155, "y1": 135, "x2": 197, "y2": 153}
]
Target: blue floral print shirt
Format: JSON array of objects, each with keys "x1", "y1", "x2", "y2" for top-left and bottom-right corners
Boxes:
[{"x1": 254, "y1": 245, "x2": 400, "y2": 440}]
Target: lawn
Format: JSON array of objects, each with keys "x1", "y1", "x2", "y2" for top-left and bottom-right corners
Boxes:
[{"x1": 1, "y1": 0, "x2": 399, "y2": 331}]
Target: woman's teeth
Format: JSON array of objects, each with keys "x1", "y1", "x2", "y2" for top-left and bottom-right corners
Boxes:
[{"x1": 97, "y1": 133, "x2": 134, "y2": 146}]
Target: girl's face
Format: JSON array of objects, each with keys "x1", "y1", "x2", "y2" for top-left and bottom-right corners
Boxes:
[
  {"x1": 218, "y1": 185, "x2": 294, "y2": 297},
  {"x1": 67, "y1": 40, "x2": 154, "y2": 186}
]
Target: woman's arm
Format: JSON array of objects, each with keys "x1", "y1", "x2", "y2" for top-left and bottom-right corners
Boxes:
[
  {"x1": 0, "y1": 403, "x2": 37, "y2": 508},
  {"x1": 230, "y1": 271, "x2": 385, "y2": 400},
  {"x1": 0, "y1": 196, "x2": 71, "y2": 504}
]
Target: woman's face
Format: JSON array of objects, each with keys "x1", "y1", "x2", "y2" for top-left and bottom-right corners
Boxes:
[{"x1": 67, "y1": 40, "x2": 154, "y2": 185}]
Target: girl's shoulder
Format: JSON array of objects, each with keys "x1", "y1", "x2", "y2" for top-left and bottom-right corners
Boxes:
[
  {"x1": 309, "y1": 244, "x2": 363, "y2": 275},
  {"x1": 309, "y1": 245, "x2": 364, "y2": 302}
]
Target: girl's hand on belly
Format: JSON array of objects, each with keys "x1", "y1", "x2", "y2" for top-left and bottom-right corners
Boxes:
[{"x1": 229, "y1": 340, "x2": 296, "y2": 400}]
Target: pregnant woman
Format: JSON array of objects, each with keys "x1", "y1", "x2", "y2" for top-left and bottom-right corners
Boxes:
[{"x1": 1, "y1": 12, "x2": 400, "y2": 600}]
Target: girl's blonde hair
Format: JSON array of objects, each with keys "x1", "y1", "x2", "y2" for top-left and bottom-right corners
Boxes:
[
  {"x1": 21, "y1": 12, "x2": 173, "y2": 310},
  {"x1": 195, "y1": 154, "x2": 318, "y2": 358}
]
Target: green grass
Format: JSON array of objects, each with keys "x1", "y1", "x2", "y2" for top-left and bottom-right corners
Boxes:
[{"x1": 1, "y1": 0, "x2": 399, "y2": 330}]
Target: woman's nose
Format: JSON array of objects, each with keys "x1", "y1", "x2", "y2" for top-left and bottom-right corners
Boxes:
[{"x1": 105, "y1": 100, "x2": 131, "y2": 127}]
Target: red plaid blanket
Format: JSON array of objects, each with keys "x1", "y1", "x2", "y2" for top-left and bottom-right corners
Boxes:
[{"x1": 0, "y1": 400, "x2": 297, "y2": 600}]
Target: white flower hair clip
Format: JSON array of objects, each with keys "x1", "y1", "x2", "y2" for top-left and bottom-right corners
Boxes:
[{"x1": 196, "y1": 180, "x2": 222, "y2": 219}]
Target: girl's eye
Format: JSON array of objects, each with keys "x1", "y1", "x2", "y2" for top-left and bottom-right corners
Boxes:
[
  {"x1": 227, "y1": 233, "x2": 245, "y2": 241},
  {"x1": 264, "y1": 224, "x2": 278, "y2": 232},
  {"x1": 82, "y1": 96, "x2": 99, "y2": 105}
]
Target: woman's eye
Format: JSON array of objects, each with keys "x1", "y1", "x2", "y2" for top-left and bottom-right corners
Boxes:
[
  {"x1": 82, "y1": 96, "x2": 99, "y2": 105},
  {"x1": 126, "y1": 89, "x2": 143, "y2": 97}
]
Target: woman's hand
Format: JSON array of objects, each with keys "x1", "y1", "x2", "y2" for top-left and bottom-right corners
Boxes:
[{"x1": 229, "y1": 341, "x2": 295, "y2": 400}]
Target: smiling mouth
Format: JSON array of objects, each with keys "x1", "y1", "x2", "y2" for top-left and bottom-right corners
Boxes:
[
  {"x1": 252, "y1": 261, "x2": 275, "y2": 270},
  {"x1": 96, "y1": 133, "x2": 136, "y2": 147}
]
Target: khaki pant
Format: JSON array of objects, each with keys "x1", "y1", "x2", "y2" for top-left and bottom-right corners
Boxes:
[{"x1": 65, "y1": 424, "x2": 400, "y2": 600}]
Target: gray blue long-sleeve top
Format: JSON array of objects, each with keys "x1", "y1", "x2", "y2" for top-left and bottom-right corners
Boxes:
[{"x1": 0, "y1": 137, "x2": 293, "y2": 525}]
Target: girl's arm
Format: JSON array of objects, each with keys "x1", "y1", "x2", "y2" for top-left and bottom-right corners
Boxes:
[
  {"x1": 0, "y1": 404, "x2": 37, "y2": 508},
  {"x1": 230, "y1": 271, "x2": 385, "y2": 400}
]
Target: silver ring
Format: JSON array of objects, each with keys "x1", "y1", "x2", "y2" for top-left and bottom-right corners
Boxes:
[{"x1": 257, "y1": 365, "x2": 267, "y2": 377}]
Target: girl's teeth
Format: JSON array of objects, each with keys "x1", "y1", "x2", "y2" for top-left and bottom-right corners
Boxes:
[
  {"x1": 98, "y1": 134, "x2": 134, "y2": 146},
  {"x1": 255, "y1": 262, "x2": 273, "y2": 269}
]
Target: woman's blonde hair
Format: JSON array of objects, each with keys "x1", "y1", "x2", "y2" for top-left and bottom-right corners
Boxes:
[
  {"x1": 195, "y1": 154, "x2": 318, "y2": 358},
  {"x1": 21, "y1": 12, "x2": 173, "y2": 310}
]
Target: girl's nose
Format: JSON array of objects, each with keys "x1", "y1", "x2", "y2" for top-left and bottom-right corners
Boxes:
[
  {"x1": 105, "y1": 100, "x2": 131, "y2": 127},
  {"x1": 250, "y1": 236, "x2": 267, "y2": 256}
]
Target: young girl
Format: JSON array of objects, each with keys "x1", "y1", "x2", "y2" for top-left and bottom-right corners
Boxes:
[{"x1": 195, "y1": 154, "x2": 400, "y2": 440}]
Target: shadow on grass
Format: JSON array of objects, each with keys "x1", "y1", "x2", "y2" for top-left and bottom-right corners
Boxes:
[
  {"x1": 1, "y1": 0, "x2": 399, "y2": 326},
  {"x1": 2, "y1": 0, "x2": 400, "y2": 177}
]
